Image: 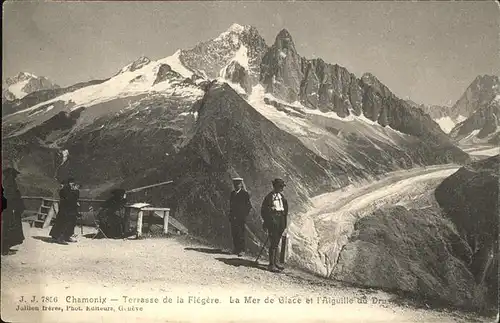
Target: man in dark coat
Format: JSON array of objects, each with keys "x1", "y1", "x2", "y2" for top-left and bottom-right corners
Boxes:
[
  {"x1": 50, "y1": 178, "x2": 80, "y2": 244},
  {"x1": 2, "y1": 168, "x2": 26, "y2": 255},
  {"x1": 261, "y1": 178, "x2": 288, "y2": 272},
  {"x1": 96, "y1": 189, "x2": 128, "y2": 239},
  {"x1": 229, "y1": 178, "x2": 252, "y2": 257}
]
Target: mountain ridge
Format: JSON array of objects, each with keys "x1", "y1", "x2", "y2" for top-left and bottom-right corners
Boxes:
[
  {"x1": 448, "y1": 75, "x2": 500, "y2": 144},
  {"x1": 2, "y1": 72, "x2": 60, "y2": 102},
  {"x1": 2, "y1": 22, "x2": 471, "y2": 242}
]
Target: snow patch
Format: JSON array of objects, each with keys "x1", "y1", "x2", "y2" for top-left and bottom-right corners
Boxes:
[
  {"x1": 468, "y1": 147, "x2": 500, "y2": 156},
  {"x1": 357, "y1": 114, "x2": 379, "y2": 126},
  {"x1": 456, "y1": 115, "x2": 467, "y2": 123},
  {"x1": 435, "y1": 116, "x2": 456, "y2": 134},
  {"x1": 158, "y1": 50, "x2": 194, "y2": 78},
  {"x1": 279, "y1": 51, "x2": 287, "y2": 59},
  {"x1": 461, "y1": 129, "x2": 480, "y2": 142},
  {"x1": 248, "y1": 85, "x2": 326, "y2": 137},
  {"x1": 179, "y1": 111, "x2": 199, "y2": 120},
  {"x1": 260, "y1": 90, "x2": 408, "y2": 147},
  {"x1": 45, "y1": 105, "x2": 54, "y2": 112},
  {"x1": 61, "y1": 149, "x2": 69, "y2": 165},
  {"x1": 253, "y1": 87, "x2": 408, "y2": 143},
  {"x1": 233, "y1": 45, "x2": 249, "y2": 69},
  {"x1": 218, "y1": 45, "x2": 249, "y2": 82},
  {"x1": 9, "y1": 52, "x2": 203, "y2": 117},
  {"x1": 8, "y1": 80, "x2": 30, "y2": 99},
  {"x1": 20, "y1": 72, "x2": 36, "y2": 78}
]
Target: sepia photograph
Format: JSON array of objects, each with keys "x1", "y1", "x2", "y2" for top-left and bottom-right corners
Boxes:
[{"x1": 1, "y1": 1, "x2": 499, "y2": 322}]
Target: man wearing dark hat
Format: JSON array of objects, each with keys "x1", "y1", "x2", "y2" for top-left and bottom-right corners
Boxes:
[
  {"x1": 50, "y1": 178, "x2": 80, "y2": 244},
  {"x1": 261, "y1": 178, "x2": 288, "y2": 272},
  {"x1": 1, "y1": 167, "x2": 26, "y2": 255},
  {"x1": 228, "y1": 178, "x2": 252, "y2": 256}
]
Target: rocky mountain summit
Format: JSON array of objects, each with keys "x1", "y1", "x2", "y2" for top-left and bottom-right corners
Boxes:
[
  {"x1": 3, "y1": 72, "x2": 60, "y2": 102},
  {"x1": 449, "y1": 75, "x2": 500, "y2": 145}
]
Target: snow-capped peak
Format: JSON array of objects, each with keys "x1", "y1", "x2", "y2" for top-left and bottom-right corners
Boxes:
[
  {"x1": 214, "y1": 23, "x2": 250, "y2": 41},
  {"x1": 5, "y1": 72, "x2": 39, "y2": 85},
  {"x1": 228, "y1": 23, "x2": 245, "y2": 33},
  {"x1": 17, "y1": 72, "x2": 37, "y2": 79},
  {"x1": 8, "y1": 50, "x2": 203, "y2": 116},
  {"x1": 3, "y1": 72, "x2": 59, "y2": 101},
  {"x1": 118, "y1": 56, "x2": 152, "y2": 74}
]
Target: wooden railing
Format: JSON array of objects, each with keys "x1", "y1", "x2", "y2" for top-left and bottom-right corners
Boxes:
[
  {"x1": 20, "y1": 196, "x2": 187, "y2": 237},
  {"x1": 22, "y1": 196, "x2": 106, "y2": 203}
]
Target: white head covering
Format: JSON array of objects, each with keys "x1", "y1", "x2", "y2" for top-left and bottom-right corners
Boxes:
[{"x1": 232, "y1": 177, "x2": 246, "y2": 191}]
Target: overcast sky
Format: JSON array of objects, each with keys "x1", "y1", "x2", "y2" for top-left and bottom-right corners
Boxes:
[{"x1": 3, "y1": 1, "x2": 499, "y2": 106}]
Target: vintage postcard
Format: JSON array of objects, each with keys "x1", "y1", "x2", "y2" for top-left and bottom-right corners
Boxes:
[{"x1": 1, "y1": 1, "x2": 499, "y2": 322}]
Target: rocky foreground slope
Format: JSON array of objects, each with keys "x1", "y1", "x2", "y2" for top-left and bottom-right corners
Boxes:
[{"x1": 435, "y1": 155, "x2": 499, "y2": 309}]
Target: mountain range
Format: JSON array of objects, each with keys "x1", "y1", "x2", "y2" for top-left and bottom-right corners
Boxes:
[
  {"x1": 2, "y1": 23, "x2": 498, "y2": 313},
  {"x1": 2, "y1": 72, "x2": 60, "y2": 103},
  {"x1": 405, "y1": 75, "x2": 499, "y2": 143},
  {"x1": 2, "y1": 24, "x2": 468, "y2": 195},
  {"x1": 404, "y1": 100, "x2": 464, "y2": 134},
  {"x1": 448, "y1": 75, "x2": 500, "y2": 145}
]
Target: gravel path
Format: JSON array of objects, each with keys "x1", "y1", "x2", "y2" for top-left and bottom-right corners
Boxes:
[{"x1": 1, "y1": 224, "x2": 493, "y2": 323}]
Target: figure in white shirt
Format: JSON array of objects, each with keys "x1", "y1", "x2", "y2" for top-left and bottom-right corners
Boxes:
[{"x1": 260, "y1": 178, "x2": 288, "y2": 272}]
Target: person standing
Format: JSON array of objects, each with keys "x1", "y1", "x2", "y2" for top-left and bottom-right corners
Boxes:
[
  {"x1": 261, "y1": 178, "x2": 288, "y2": 272},
  {"x1": 228, "y1": 178, "x2": 252, "y2": 257},
  {"x1": 2, "y1": 186, "x2": 7, "y2": 212},
  {"x1": 1, "y1": 168, "x2": 26, "y2": 255},
  {"x1": 50, "y1": 178, "x2": 80, "y2": 244}
]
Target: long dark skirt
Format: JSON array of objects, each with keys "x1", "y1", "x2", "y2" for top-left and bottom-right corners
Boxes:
[
  {"x1": 1, "y1": 208, "x2": 25, "y2": 251},
  {"x1": 50, "y1": 210, "x2": 77, "y2": 240}
]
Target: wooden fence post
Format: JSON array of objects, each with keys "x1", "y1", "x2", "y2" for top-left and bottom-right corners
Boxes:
[
  {"x1": 136, "y1": 210, "x2": 143, "y2": 238},
  {"x1": 163, "y1": 210, "x2": 169, "y2": 234}
]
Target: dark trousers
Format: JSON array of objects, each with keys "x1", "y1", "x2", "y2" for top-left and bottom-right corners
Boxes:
[
  {"x1": 230, "y1": 217, "x2": 245, "y2": 253},
  {"x1": 62, "y1": 213, "x2": 77, "y2": 239},
  {"x1": 267, "y1": 213, "x2": 286, "y2": 265}
]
